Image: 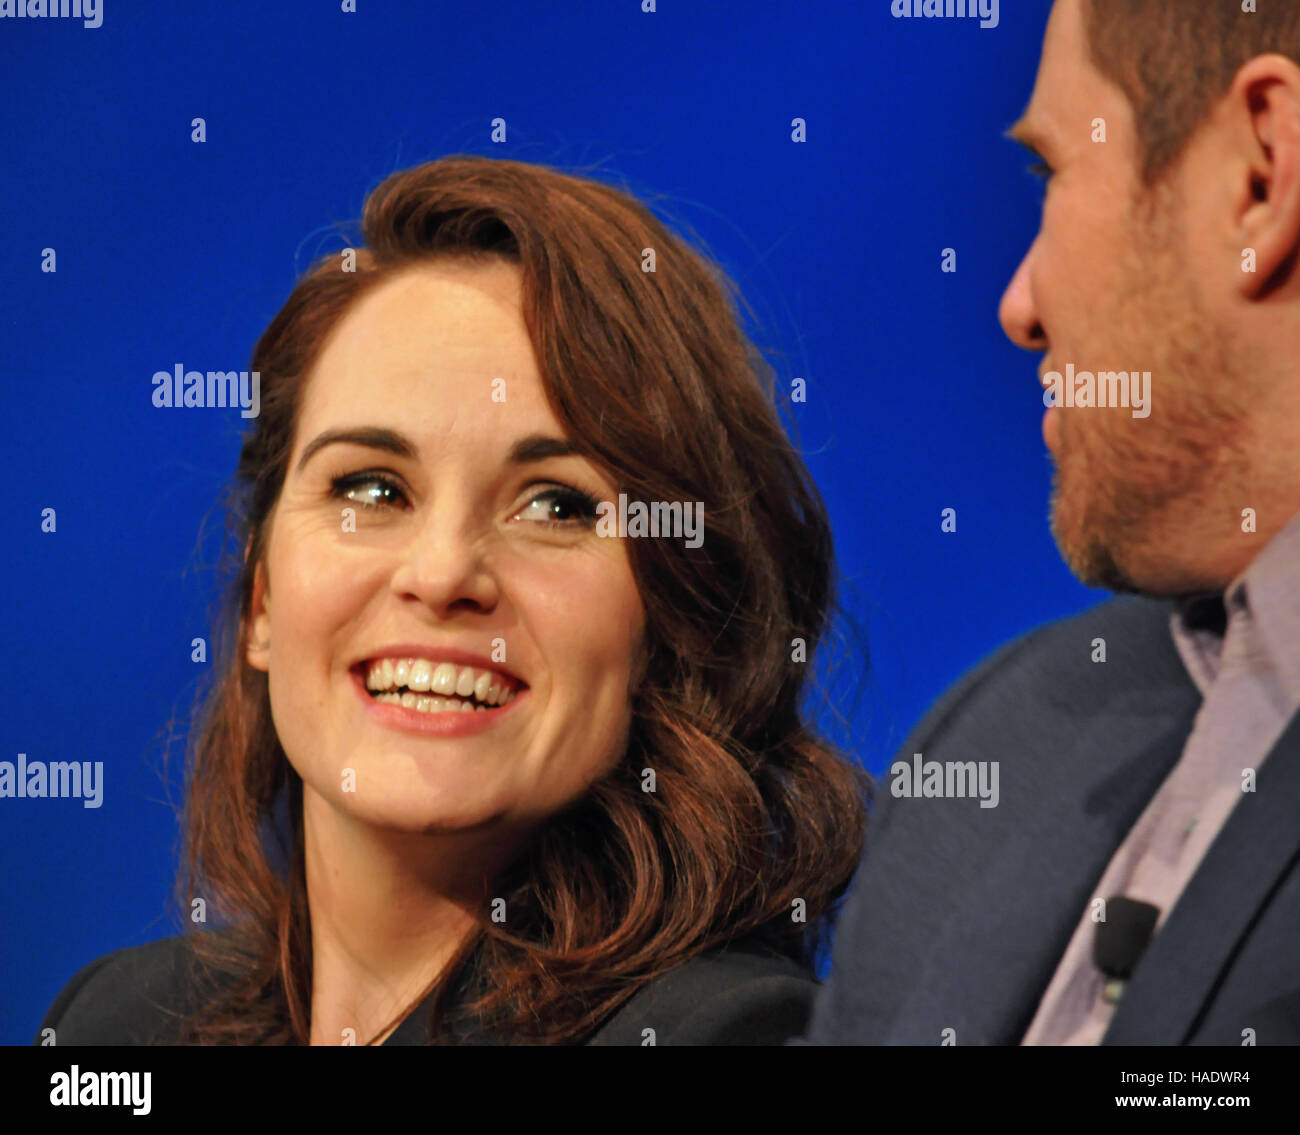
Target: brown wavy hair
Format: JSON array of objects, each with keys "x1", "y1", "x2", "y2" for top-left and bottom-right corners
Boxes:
[{"x1": 176, "y1": 154, "x2": 869, "y2": 1045}]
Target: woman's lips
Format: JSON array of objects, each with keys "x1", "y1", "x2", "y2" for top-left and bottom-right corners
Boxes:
[{"x1": 350, "y1": 667, "x2": 526, "y2": 736}]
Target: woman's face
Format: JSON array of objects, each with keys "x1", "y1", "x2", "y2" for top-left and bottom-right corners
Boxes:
[{"x1": 246, "y1": 257, "x2": 646, "y2": 837}]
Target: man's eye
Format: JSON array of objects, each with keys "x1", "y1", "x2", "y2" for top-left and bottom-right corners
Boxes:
[
  {"x1": 330, "y1": 472, "x2": 408, "y2": 511},
  {"x1": 513, "y1": 485, "x2": 600, "y2": 528}
]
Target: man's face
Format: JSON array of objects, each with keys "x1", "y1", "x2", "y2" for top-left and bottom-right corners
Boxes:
[{"x1": 999, "y1": 0, "x2": 1252, "y2": 595}]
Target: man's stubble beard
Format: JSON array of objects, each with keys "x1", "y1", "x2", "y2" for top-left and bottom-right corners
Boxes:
[{"x1": 1047, "y1": 194, "x2": 1251, "y2": 596}]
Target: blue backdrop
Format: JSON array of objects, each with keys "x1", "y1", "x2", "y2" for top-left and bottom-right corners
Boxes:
[{"x1": 1, "y1": 0, "x2": 1100, "y2": 1044}]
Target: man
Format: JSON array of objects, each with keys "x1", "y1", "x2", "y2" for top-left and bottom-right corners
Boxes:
[{"x1": 803, "y1": 0, "x2": 1300, "y2": 1045}]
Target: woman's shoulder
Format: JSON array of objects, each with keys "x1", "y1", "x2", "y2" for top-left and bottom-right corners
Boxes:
[
  {"x1": 36, "y1": 931, "x2": 819, "y2": 1046},
  {"x1": 585, "y1": 937, "x2": 818, "y2": 1046},
  {"x1": 34, "y1": 933, "x2": 214, "y2": 1046}
]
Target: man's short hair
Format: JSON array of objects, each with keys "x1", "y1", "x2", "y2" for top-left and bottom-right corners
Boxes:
[{"x1": 1084, "y1": 0, "x2": 1300, "y2": 185}]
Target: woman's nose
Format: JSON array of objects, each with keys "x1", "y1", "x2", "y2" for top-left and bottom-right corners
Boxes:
[{"x1": 387, "y1": 503, "x2": 501, "y2": 617}]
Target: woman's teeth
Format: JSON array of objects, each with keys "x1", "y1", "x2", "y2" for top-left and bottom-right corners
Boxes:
[{"x1": 363, "y1": 658, "x2": 519, "y2": 714}]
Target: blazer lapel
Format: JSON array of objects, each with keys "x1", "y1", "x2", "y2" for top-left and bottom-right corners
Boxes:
[
  {"x1": 382, "y1": 945, "x2": 508, "y2": 1045},
  {"x1": 1103, "y1": 708, "x2": 1300, "y2": 1044}
]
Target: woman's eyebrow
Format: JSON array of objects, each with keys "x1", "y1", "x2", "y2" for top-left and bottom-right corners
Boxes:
[
  {"x1": 294, "y1": 428, "x2": 579, "y2": 473},
  {"x1": 295, "y1": 426, "x2": 417, "y2": 473},
  {"x1": 506, "y1": 434, "x2": 579, "y2": 465}
]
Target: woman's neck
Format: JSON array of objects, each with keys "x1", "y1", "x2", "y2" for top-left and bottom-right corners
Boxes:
[{"x1": 300, "y1": 787, "x2": 523, "y2": 1046}]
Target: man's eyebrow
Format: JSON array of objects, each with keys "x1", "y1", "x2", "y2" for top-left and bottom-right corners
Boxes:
[
  {"x1": 296, "y1": 426, "x2": 418, "y2": 472},
  {"x1": 294, "y1": 427, "x2": 580, "y2": 473}
]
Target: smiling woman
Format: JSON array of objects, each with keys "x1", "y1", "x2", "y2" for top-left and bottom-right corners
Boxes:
[{"x1": 36, "y1": 155, "x2": 869, "y2": 1046}]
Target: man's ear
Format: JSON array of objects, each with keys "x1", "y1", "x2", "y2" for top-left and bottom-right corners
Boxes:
[
  {"x1": 246, "y1": 557, "x2": 271, "y2": 672},
  {"x1": 1234, "y1": 54, "x2": 1300, "y2": 299}
]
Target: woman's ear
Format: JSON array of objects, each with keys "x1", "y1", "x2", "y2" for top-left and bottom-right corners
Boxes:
[{"x1": 246, "y1": 558, "x2": 271, "y2": 671}]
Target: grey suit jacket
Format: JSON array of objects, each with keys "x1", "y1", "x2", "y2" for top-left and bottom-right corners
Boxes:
[
  {"x1": 802, "y1": 594, "x2": 1300, "y2": 1045},
  {"x1": 36, "y1": 931, "x2": 816, "y2": 1046}
]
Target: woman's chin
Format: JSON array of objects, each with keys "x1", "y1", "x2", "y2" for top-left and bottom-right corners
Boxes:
[{"x1": 316, "y1": 775, "x2": 506, "y2": 836}]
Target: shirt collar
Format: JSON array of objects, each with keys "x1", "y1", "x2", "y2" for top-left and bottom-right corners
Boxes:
[{"x1": 1170, "y1": 507, "x2": 1300, "y2": 703}]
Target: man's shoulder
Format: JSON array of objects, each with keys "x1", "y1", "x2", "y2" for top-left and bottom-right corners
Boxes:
[
  {"x1": 969, "y1": 592, "x2": 1184, "y2": 685},
  {"x1": 586, "y1": 938, "x2": 816, "y2": 1046},
  {"x1": 799, "y1": 596, "x2": 1206, "y2": 1045},
  {"x1": 908, "y1": 593, "x2": 1192, "y2": 743},
  {"x1": 35, "y1": 931, "x2": 232, "y2": 1046}
]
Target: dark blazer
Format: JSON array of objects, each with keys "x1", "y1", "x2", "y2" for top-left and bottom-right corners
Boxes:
[
  {"x1": 801, "y1": 594, "x2": 1300, "y2": 1046},
  {"x1": 35, "y1": 932, "x2": 816, "y2": 1046}
]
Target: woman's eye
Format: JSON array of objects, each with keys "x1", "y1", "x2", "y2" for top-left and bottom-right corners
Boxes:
[
  {"x1": 330, "y1": 472, "x2": 408, "y2": 511},
  {"x1": 326, "y1": 475, "x2": 598, "y2": 526},
  {"x1": 513, "y1": 485, "x2": 600, "y2": 528}
]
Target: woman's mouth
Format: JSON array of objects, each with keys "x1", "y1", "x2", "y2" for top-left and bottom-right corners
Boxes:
[{"x1": 356, "y1": 657, "x2": 523, "y2": 717}]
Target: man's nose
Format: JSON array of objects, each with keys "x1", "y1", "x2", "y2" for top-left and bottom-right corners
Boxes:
[{"x1": 998, "y1": 240, "x2": 1046, "y2": 352}]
